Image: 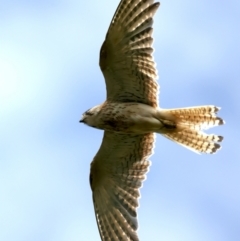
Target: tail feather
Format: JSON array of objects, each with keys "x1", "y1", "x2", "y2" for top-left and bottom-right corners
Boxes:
[
  {"x1": 166, "y1": 106, "x2": 224, "y2": 130},
  {"x1": 158, "y1": 105, "x2": 224, "y2": 154},
  {"x1": 163, "y1": 129, "x2": 223, "y2": 154}
]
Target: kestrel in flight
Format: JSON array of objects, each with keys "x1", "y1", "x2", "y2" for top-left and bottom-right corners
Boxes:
[{"x1": 80, "y1": 0, "x2": 224, "y2": 240}]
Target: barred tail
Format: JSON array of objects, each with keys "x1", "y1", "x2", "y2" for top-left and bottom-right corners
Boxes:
[{"x1": 158, "y1": 105, "x2": 224, "y2": 154}]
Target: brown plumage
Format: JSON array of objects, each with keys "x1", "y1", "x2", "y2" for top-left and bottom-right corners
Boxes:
[
  {"x1": 159, "y1": 105, "x2": 224, "y2": 154},
  {"x1": 100, "y1": 0, "x2": 159, "y2": 107},
  {"x1": 80, "y1": 0, "x2": 224, "y2": 240},
  {"x1": 90, "y1": 132, "x2": 154, "y2": 241}
]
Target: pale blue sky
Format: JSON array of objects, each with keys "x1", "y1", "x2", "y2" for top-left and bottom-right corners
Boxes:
[{"x1": 0, "y1": 0, "x2": 239, "y2": 241}]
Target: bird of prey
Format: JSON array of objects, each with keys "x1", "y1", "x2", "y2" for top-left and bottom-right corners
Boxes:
[{"x1": 80, "y1": 0, "x2": 224, "y2": 240}]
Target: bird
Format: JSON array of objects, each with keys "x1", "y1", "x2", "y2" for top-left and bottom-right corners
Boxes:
[{"x1": 79, "y1": 0, "x2": 224, "y2": 240}]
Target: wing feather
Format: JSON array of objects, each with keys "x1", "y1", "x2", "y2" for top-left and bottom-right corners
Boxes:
[
  {"x1": 100, "y1": 0, "x2": 160, "y2": 107},
  {"x1": 90, "y1": 131, "x2": 155, "y2": 241}
]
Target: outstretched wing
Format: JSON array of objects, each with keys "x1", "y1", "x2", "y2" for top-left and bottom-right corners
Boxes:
[
  {"x1": 90, "y1": 131, "x2": 155, "y2": 241},
  {"x1": 100, "y1": 0, "x2": 160, "y2": 108}
]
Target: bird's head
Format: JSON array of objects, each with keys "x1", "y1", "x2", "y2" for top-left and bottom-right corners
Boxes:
[{"x1": 79, "y1": 105, "x2": 100, "y2": 128}]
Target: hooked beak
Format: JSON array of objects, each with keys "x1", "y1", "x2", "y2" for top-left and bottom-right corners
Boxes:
[{"x1": 79, "y1": 117, "x2": 84, "y2": 123}]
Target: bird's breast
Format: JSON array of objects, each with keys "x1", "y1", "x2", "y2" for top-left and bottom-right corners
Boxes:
[{"x1": 94, "y1": 102, "x2": 162, "y2": 133}]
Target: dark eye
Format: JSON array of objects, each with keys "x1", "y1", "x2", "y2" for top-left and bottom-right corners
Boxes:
[{"x1": 85, "y1": 109, "x2": 94, "y2": 116}]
